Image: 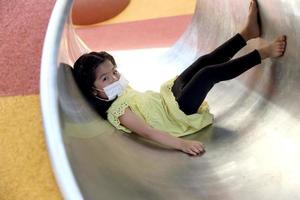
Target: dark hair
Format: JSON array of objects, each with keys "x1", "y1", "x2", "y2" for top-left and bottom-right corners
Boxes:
[{"x1": 72, "y1": 51, "x2": 117, "y2": 119}]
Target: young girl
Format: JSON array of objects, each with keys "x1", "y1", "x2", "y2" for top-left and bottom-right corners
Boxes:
[{"x1": 72, "y1": 0, "x2": 287, "y2": 156}]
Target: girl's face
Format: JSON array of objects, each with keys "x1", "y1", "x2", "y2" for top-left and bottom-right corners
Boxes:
[{"x1": 93, "y1": 60, "x2": 120, "y2": 99}]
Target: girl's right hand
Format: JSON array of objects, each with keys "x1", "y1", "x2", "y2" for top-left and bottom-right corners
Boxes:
[{"x1": 179, "y1": 139, "x2": 206, "y2": 156}]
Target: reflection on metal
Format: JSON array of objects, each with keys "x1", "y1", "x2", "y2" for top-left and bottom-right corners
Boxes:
[{"x1": 41, "y1": 0, "x2": 300, "y2": 199}]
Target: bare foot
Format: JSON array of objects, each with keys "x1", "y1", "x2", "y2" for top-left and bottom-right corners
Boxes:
[
  {"x1": 258, "y1": 35, "x2": 287, "y2": 59},
  {"x1": 240, "y1": 0, "x2": 261, "y2": 41}
]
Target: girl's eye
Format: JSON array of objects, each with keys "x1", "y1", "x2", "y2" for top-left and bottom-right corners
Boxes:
[
  {"x1": 113, "y1": 70, "x2": 119, "y2": 75},
  {"x1": 102, "y1": 76, "x2": 108, "y2": 82}
]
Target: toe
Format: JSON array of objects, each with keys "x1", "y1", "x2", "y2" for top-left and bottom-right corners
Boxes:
[
  {"x1": 276, "y1": 36, "x2": 285, "y2": 43},
  {"x1": 283, "y1": 35, "x2": 287, "y2": 41},
  {"x1": 249, "y1": 0, "x2": 254, "y2": 10},
  {"x1": 252, "y1": 0, "x2": 258, "y2": 8}
]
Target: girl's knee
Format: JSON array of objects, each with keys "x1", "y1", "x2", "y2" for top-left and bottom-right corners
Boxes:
[
  {"x1": 182, "y1": 108, "x2": 197, "y2": 115},
  {"x1": 178, "y1": 102, "x2": 197, "y2": 115}
]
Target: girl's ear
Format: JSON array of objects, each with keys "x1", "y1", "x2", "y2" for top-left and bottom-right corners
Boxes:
[{"x1": 91, "y1": 87, "x2": 98, "y2": 96}]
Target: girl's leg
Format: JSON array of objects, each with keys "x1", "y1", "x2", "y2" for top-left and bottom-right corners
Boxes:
[
  {"x1": 175, "y1": 50, "x2": 261, "y2": 115},
  {"x1": 175, "y1": 34, "x2": 287, "y2": 115},
  {"x1": 176, "y1": 33, "x2": 247, "y2": 85},
  {"x1": 172, "y1": 0, "x2": 261, "y2": 97},
  {"x1": 172, "y1": 34, "x2": 247, "y2": 98}
]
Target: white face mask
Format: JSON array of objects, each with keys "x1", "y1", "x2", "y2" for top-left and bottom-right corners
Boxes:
[{"x1": 94, "y1": 74, "x2": 129, "y2": 101}]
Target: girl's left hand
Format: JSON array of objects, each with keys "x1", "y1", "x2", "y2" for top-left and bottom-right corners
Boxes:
[{"x1": 179, "y1": 139, "x2": 206, "y2": 156}]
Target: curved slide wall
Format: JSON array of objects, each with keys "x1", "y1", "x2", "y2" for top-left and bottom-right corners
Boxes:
[{"x1": 41, "y1": 0, "x2": 300, "y2": 199}]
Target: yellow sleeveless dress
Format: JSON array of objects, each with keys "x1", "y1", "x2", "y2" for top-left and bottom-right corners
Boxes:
[{"x1": 106, "y1": 77, "x2": 214, "y2": 137}]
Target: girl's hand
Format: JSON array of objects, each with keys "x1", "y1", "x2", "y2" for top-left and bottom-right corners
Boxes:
[
  {"x1": 179, "y1": 139, "x2": 206, "y2": 156},
  {"x1": 119, "y1": 108, "x2": 206, "y2": 156}
]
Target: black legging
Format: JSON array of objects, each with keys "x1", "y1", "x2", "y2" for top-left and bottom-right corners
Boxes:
[{"x1": 171, "y1": 33, "x2": 262, "y2": 115}]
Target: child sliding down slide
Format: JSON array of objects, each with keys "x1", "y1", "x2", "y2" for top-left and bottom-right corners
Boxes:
[{"x1": 73, "y1": 0, "x2": 287, "y2": 156}]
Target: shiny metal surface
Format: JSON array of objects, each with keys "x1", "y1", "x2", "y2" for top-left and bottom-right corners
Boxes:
[
  {"x1": 40, "y1": 1, "x2": 84, "y2": 199},
  {"x1": 41, "y1": 0, "x2": 300, "y2": 199}
]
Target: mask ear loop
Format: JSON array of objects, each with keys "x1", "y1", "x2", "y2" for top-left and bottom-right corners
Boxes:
[
  {"x1": 92, "y1": 87, "x2": 111, "y2": 102},
  {"x1": 95, "y1": 96, "x2": 112, "y2": 102}
]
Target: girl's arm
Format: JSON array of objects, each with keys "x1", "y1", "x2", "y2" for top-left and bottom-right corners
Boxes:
[{"x1": 119, "y1": 108, "x2": 205, "y2": 156}]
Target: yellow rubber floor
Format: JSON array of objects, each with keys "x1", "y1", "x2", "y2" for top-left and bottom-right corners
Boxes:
[{"x1": 0, "y1": 95, "x2": 61, "y2": 199}]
